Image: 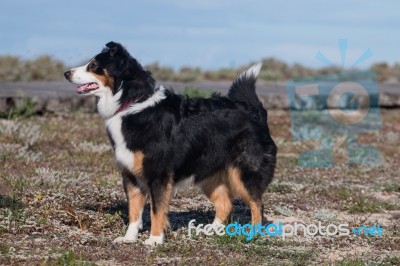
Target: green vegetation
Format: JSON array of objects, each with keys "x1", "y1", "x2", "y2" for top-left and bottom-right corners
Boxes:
[
  {"x1": 213, "y1": 233, "x2": 251, "y2": 245},
  {"x1": 306, "y1": 186, "x2": 395, "y2": 214},
  {"x1": 335, "y1": 258, "x2": 369, "y2": 266},
  {"x1": 182, "y1": 87, "x2": 214, "y2": 98},
  {"x1": 0, "y1": 55, "x2": 66, "y2": 82},
  {"x1": 1, "y1": 55, "x2": 400, "y2": 82},
  {"x1": 333, "y1": 257, "x2": 400, "y2": 266},
  {"x1": 1, "y1": 97, "x2": 37, "y2": 119},
  {"x1": 0, "y1": 243, "x2": 10, "y2": 256},
  {"x1": 41, "y1": 249, "x2": 95, "y2": 266},
  {"x1": 345, "y1": 194, "x2": 394, "y2": 214},
  {"x1": 0, "y1": 195, "x2": 25, "y2": 210},
  {"x1": 267, "y1": 181, "x2": 295, "y2": 193},
  {"x1": 139, "y1": 58, "x2": 400, "y2": 83},
  {"x1": 381, "y1": 183, "x2": 400, "y2": 193}
]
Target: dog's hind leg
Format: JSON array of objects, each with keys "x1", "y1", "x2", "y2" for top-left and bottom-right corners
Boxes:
[
  {"x1": 201, "y1": 172, "x2": 233, "y2": 226},
  {"x1": 227, "y1": 167, "x2": 264, "y2": 225},
  {"x1": 144, "y1": 176, "x2": 173, "y2": 246},
  {"x1": 114, "y1": 171, "x2": 147, "y2": 243}
]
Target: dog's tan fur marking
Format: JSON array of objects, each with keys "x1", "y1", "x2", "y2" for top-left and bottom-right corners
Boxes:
[
  {"x1": 90, "y1": 65, "x2": 114, "y2": 89},
  {"x1": 227, "y1": 167, "x2": 262, "y2": 224},
  {"x1": 201, "y1": 171, "x2": 233, "y2": 223},
  {"x1": 126, "y1": 182, "x2": 146, "y2": 223},
  {"x1": 92, "y1": 73, "x2": 113, "y2": 89},
  {"x1": 150, "y1": 181, "x2": 173, "y2": 236},
  {"x1": 204, "y1": 184, "x2": 233, "y2": 223},
  {"x1": 132, "y1": 151, "x2": 144, "y2": 176}
]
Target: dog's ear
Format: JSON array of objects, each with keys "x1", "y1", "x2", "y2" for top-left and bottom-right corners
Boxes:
[{"x1": 105, "y1": 41, "x2": 123, "y2": 57}]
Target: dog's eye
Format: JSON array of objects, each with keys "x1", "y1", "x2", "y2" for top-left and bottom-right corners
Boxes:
[{"x1": 89, "y1": 62, "x2": 98, "y2": 68}]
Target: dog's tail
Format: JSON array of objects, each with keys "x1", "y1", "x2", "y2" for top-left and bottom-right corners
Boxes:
[{"x1": 228, "y1": 63, "x2": 266, "y2": 117}]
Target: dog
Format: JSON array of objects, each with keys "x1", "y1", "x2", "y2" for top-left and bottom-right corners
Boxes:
[{"x1": 64, "y1": 42, "x2": 277, "y2": 245}]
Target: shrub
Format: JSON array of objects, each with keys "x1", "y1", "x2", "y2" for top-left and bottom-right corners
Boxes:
[{"x1": 0, "y1": 55, "x2": 66, "y2": 82}]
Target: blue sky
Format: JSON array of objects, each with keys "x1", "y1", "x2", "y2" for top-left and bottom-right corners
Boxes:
[{"x1": 1, "y1": 0, "x2": 399, "y2": 70}]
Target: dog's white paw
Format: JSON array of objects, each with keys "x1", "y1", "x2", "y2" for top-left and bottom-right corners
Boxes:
[
  {"x1": 212, "y1": 218, "x2": 225, "y2": 229},
  {"x1": 114, "y1": 221, "x2": 141, "y2": 244},
  {"x1": 211, "y1": 219, "x2": 226, "y2": 235},
  {"x1": 113, "y1": 236, "x2": 138, "y2": 243},
  {"x1": 144, "y1": 234, "x2": 164, "y2": 246}
]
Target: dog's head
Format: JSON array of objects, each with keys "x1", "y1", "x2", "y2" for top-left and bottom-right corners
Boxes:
[{"x1": 64, "y1": 42, "x2": 155, "y2": 117}]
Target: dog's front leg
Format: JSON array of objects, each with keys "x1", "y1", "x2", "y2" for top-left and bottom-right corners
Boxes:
[
  {"x1": 144, "y1": 178, "x2": 173, "y2": 246},
  {"x1": 114, "y1": 172, "x2": 146, "y2": 243}
]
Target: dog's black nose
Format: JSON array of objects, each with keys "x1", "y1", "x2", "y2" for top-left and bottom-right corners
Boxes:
[{"x1": 64, "y1": 70, "x2": 72, "y2": 80}]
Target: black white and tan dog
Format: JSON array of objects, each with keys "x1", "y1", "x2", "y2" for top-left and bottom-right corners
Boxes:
[{"x1": 64, "y1": 42, "x2": 277, "y2": 245}]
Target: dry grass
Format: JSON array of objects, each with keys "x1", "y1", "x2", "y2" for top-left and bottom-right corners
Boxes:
[
  {"x1": 0, "y1": 110, "x2": 399, "y2": 265},
  {"x1": 1, "y1": 55, "x2": 399, "y2": 83}
]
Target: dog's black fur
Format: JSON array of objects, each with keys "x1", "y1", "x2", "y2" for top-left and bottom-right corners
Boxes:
[{"x1": 65, "y1": 42, "x2": 277, "y2": 244}]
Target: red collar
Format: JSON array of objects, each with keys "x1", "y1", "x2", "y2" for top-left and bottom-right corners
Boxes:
[
  {"x1": 115, "y1": 99, "x2": 135, "y2": 114},
  {"x1": 114, "y1": 96, "x2": 144, "y2": 115},
  {"x1": 114, "y1": 81, "x2": 133, "y2": 115}
]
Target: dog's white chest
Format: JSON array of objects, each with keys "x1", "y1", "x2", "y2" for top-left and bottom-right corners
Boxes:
[{"x1": 106, "y1": 116, "x2": 134, "y2": 171}]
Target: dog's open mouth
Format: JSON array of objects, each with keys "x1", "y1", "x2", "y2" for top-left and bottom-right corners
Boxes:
[{"x1": 76, "y1": 83, "x2": 99, "y2": 94}]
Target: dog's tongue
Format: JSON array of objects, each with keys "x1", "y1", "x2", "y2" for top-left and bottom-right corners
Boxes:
[{"x1": 76, "y1": 83, "x2": 99, "y2": 93}]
